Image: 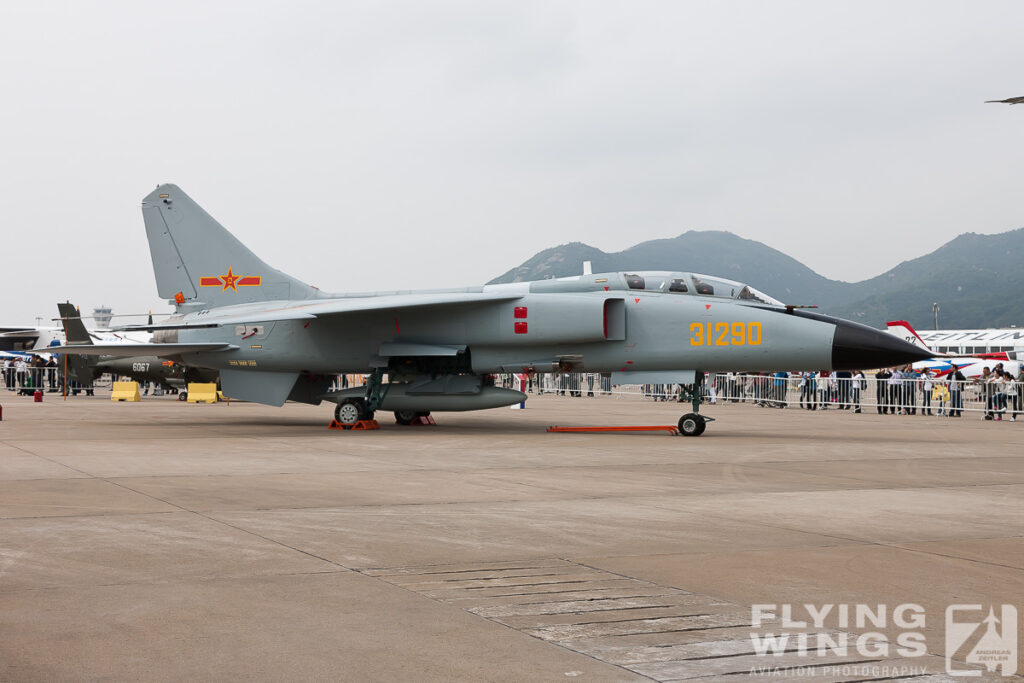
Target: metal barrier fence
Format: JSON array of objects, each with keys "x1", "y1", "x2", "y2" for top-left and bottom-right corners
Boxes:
[
  {"x1": 493, "y1": 372, "x2": 1021, "y2": 419},
  {"x1": 699, "y1": 373, "x2": 1020, "y2": 417},
  {"x1": 8, "y1": 366, "x2": 1020, "y2": 419},
  {"x1": 2, "y1": 366, "x2": 65, "y2": 393}
]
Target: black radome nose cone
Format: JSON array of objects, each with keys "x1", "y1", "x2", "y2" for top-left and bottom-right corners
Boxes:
[{"x1": 831, "y1": 320, "x2": 933, "y2": 370}]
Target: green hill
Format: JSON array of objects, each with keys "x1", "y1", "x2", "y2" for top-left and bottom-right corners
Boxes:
[{"x1": 489, "y1": 228, "x2": 1024, "y2": 329}]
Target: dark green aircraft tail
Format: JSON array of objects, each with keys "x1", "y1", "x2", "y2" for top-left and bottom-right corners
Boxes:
[
  {"x1": 141, "y1": 184, "x2": 326, "y2": 308},
  {"x1": 55, "y1": 302, "x2": 97, "y2": 385}
]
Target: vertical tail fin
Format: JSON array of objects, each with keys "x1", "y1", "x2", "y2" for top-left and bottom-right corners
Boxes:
[
  {"x1": 142, "y1": 184, "x2": 323, "y2": 307},
  {"x1": 55, "y1": 302, "x2": 97, "y2": 384},
  {"x1": 57, "y1": 302, "x2": 93, "y2": 345},
  {"x1": 885, "y1": 320, "x2": 933, "y2": 354}
]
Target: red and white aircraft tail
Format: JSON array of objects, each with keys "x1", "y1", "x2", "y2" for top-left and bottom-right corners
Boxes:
[
  {"x1": 885, "y1": 320, "x2": 935, "y2": 354},
  {"x1": 885, "y1": 320, "x2": 1010, "y2": 362}
]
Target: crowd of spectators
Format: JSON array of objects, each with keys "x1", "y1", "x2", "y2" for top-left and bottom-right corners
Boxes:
[{"x1": 2, "y1": 355, "x2": 59, "y2": 394}]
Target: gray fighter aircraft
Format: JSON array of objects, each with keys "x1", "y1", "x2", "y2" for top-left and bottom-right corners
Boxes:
[
  {"x1": 47, "y1": 184, "x2": 930, "y2": 435},
  {"x1": 986, "y1": 96, "x2": 1024, "y2": 104}
]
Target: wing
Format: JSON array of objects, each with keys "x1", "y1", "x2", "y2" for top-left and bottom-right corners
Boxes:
[
  {"x1": 116, "y1": 292, "x2": 523, "y2": 332},
  {"x1": 42, "y1": 343, "x2": 237, "y2": 357}
]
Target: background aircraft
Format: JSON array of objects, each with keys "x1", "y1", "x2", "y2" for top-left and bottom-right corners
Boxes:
[
  {"x1": 48, "y1": 184, "x2": 930, "y2": 435},
  {"x1": 56, "y1": 303, "x2": 218, "y2": 398},
  {"x1": 885, "y1": 320, "x2": 1020, "y2": 378}
]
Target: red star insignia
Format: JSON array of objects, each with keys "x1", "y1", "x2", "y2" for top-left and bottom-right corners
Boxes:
[{"x1": 220, "y1": 266, "x2": 240, "y2": 291}]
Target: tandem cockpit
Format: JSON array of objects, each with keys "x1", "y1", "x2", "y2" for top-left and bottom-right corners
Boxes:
[
  {"x1": 621, "y1": 272, "x2": 784, "y2": 306},
  {"x1": 525, "y1": 270, "x2": 785, "y2": 307}
]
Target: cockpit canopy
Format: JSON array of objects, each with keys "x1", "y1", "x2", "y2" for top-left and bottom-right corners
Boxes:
[{"x1": 621, "y1": 271, "x2": 784, "y2": 306}]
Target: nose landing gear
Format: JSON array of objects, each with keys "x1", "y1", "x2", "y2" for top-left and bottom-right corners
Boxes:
[{"x1": 677, "y1": 372, "x2": 714, "y2": 437}]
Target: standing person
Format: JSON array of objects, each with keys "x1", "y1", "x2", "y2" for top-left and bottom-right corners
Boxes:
[
  {"x1": 29, "y1": 356, "x2": 41, "y2": 391},
  {"x1": 933, "y1": 378, "x2": 948, "y2": 416},
  {"x1": 921, "y1": 370, "x2": 933, "y2": 416},
  {"x1": 949, "y1": 369, "x2": 965, "y2": 418},
  {"x1": 851, "y1": 369, "x2": 865, "y2": 413},
  {"x1": 2, "y1": 357, "x2": 11, "y2": 390},
  {"x1": 807, "y1": 372, "x2": 818, "y2": 410},
  {"x1": 904, "y1": 366, "x2": 918, "y2": 415},
  {"x1": 875, "y1": 367, "x2": 890, "y2": 414},
  {"x1": 16, "y1": 357, "x2": 27, "y2": 391},
  {"x1": 1010, "y1": 369, "x2": 1023, "y2": 422},
  {"x1": 835, "y1": 370, "x2": 851, "y2": 409},
  {"x1": 888, "y1": 367, "x2": 903, "y2": 414},
  {"x1": 991, "y1": 370, "x2": 1007, "y2": 420},
  {"x1": 979, "y1": 367, "x2": 994, "y2": 419},
  {"x1": 816, "y1": 371, "x2": 828, "y2": 409}
]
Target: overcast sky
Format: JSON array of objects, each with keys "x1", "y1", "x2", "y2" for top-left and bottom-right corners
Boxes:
[{"x1": 2, "y1": 1, "x2": 1023, "y2": 324}]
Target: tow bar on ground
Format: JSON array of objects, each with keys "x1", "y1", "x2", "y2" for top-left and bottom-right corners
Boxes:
[{"x1": 547, "y1": 424, "x2": 680, "y2": 436}]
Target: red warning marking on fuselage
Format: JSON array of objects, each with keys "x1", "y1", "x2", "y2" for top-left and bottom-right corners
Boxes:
[{"x1": 634, "y1": 298, "x2": 640, "y2": 303}]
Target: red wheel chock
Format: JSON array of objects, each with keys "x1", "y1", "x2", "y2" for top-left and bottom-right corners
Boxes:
[
  {"x1": 329, "y1": 419, "x2": 380, "y2": 431},
  {"x1": 411, "y1": 415, "x2": 436, "y2": 426},
  {"x1": 547, "y1": 425, "x2": 679, "y2": 436}
]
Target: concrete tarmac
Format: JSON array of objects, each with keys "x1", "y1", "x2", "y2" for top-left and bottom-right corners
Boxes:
[{"x1": 0, "y1": 392, "x2": 1020, "y2": 681}]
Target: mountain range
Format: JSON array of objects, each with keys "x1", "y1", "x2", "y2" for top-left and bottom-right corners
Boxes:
[{"x1": 488, "y1": 228, "x2": 1024, "y2": 330}]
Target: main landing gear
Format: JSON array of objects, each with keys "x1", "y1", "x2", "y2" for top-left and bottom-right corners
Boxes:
[
  {"x1": 393, "y1": 409, "x2": 431, "y2": 426},
  {"x1": 330, "y1": 371, "x2": 435, "y2": 428},
  {"x1": 334, "y1": 398, "x2": 373, "y2": 425},
  {"x1": 333, "y1": 368, "x2": 389, "y2": 427},
  {"x1": 677, "y1": 373, "x2": 715, "y2": 437}
]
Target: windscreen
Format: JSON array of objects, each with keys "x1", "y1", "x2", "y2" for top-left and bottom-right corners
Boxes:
[{"x1": 737, "y1": 285, "x2": 784, "y2": 306}]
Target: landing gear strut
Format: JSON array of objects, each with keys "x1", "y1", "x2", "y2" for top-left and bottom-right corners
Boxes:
[{"x1": 677, "y1": 372, "x2": 714, "y2": 437}]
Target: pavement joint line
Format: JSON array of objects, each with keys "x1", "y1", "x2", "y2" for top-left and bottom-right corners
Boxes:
[
  {"x1": 657, "y1": 657, "x2": 889, "y2": 681},
  {"x1": 366, "y1": 562, "x2": 571, "y2": 575},
  {"x1": 874, "y1": 542, "x2": 1024, "y2": 573},
  {"x1": 0, "y1": 568, "x2": 354, "y2": 595},
  {"x1": 78, "y1": 476, "x2": 355, "y2": 571},
  {"x1": 532, "y1": 612, "x2": 716, "y2": 628},
  {"x1": 490, "y1": 593, "x2": 686, "y2": 606},
  {"x1": 631, "y1": 501, "x2": 1024, "y2": 571},
  {"x1": 1, "y1": 440, "x2": 100, "y2": 478},
  {"x1": 465, "y1": 585, "x2": 641, "y2": 598},
  {"x1": 722, "y1": 511, "x2": 1024, "y2": 573},
  {"x1": 596, "y1": 625, "x2": 753, "y2": 638},
  {"x1": 481, "y1": 604, "x2": 681, "y2": 617}
]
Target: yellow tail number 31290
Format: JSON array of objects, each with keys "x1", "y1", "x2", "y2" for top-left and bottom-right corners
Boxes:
[{"x1": 689, "y1": 321, "x2": 762, "y2": 346}]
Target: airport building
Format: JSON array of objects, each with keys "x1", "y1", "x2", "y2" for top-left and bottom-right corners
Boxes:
[{"x1": 918, "y1": 327, "x2": 1024, "y2": 355}]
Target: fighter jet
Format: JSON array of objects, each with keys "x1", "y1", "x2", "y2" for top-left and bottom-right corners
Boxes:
[
  {"x1": 985, "y1": 96, "x2": 1024, "y2": 104},
  {"x1": 47, "y1": 184, "x2": 930, "y2": 435},
  {"x1": 55, "y1": 303, "x2": 218, "y2": 398}
]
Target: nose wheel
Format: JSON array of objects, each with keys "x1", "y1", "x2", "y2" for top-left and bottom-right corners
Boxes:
[
  {"x1": 677, "y1": 373, "x2": 714, "y2": 436},
  {"x1": 678, "y1": 413, "x2": 706, "y2": 436}
]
